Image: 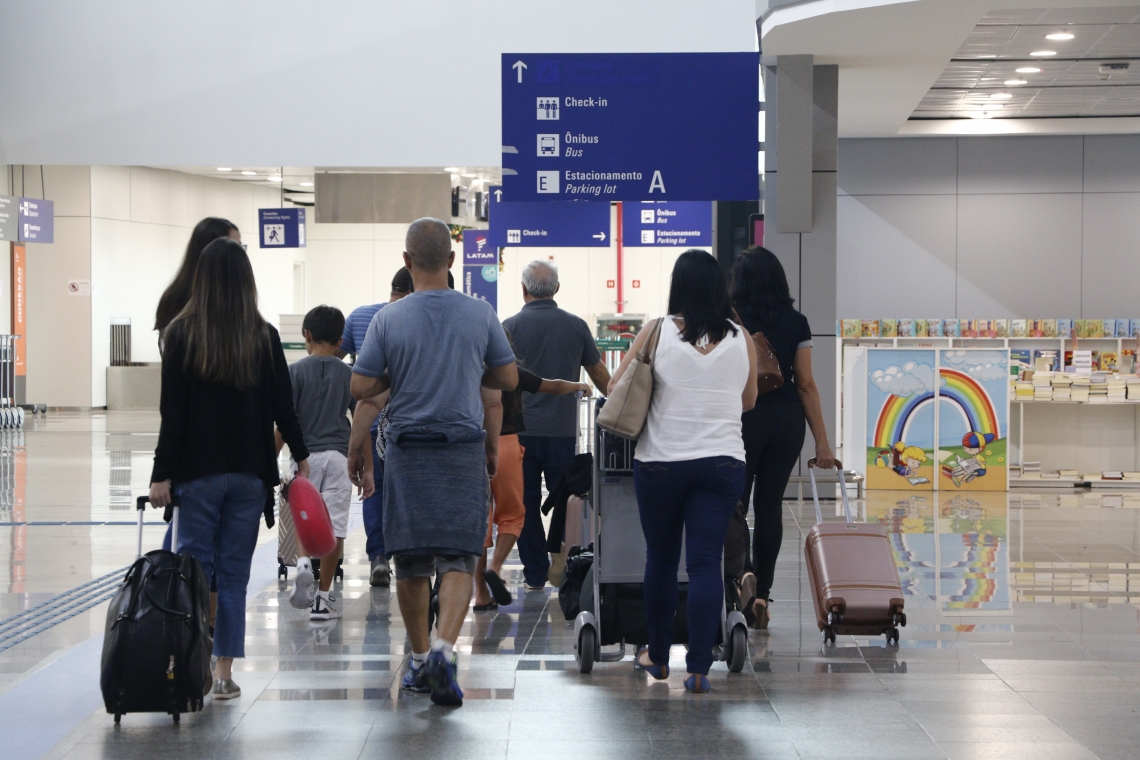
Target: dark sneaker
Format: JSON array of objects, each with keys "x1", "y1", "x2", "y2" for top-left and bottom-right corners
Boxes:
[
  {"x1": 483, "y1": 568, "x2": 513, "y2": 606},
  {"x1": 424, "y1": 650, "x2": 464, "y2": 706},
  {"x1": 401, "y1": 661, "x2": 430, "y2": 693},
  {"x1": 369, "y1": 557, "x2": 391, "y2": 587}
]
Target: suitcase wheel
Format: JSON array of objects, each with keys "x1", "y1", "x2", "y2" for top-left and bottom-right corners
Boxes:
[
  {"x1": 277, "y1": 559, "x2": 288, "y2": 580},
  {"x1": 892, "y1": 612, "x2": 907, "y2": 628},
  {"x1": 886, "y1": 628, "x2": 900, "y2": 646},
  {"x1": 172, "y1": 712, "x2": 180, "y2": 724},
  {"x1": 114, "y1": 713, "x2": 121, "y2": 724},
  {"x1": 823, "y1": 628, "x2": 836, "y2": 645},
  {"x1": 827, "y1": 611, "x2": 843, "y2": 627},
  {"x1": 576, "y1": 625, "x2": 597, "y2": 674}
]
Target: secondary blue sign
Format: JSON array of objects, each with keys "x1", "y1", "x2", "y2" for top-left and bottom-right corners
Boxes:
[
  {"x1": 487, "y1": 186, "x2": 610, "y2": 247},
  {"x1": 18, "y1": 198, "x2": 53, "y2": 243},
  {"x1": 623, "y1": 201, "x2": 712, "y2": 246},
  {"x1": 502, "y1": 53, "x2": 758, "y2": 202},
  {"x1": 258, "y1": 208, "x2": 306, "y2": 248},
  {"x1": 463, "y1": 265, "x2": 498, "y2": 312},
  {"x1": 462, "y1": 230, "x2": 496, "y2": 265}
]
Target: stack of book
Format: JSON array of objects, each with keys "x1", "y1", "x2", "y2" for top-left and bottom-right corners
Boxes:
[
  {"x1": 1032, "y1": 372, "x2": 1053, "y2": 400},
  {"x1": 1019, "y1": 461, "x2": 1042, "y2": 479},
  {"x1": 1071, "y1": 377, "x2": 1091, "y2": 402},
  {"x1": 1059, "y1": 469, "x2": 1080, "y2": 480},
  {"x1": 1052, "y1": 374, "x2": 1073, "y2": 401},
  {"x1": 1089, "y1": 372, "x2": 1109, "y2": 403},
  {"x1": 1128, "y1": 376, "x2": 1140, "y2": 400},
  {"x1": 1126, "y1": 472, "x2": 1140, "y2": 482},
  {"x1": 1108, "y1": 376, "x2": 1128, "y2": 402},
  {"x1": 1015, "y1": 380, "x2": 1034, "y2": 400}
]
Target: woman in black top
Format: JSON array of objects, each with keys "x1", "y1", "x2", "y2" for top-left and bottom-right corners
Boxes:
[
  {"x1": 149, "y1": 238, "x2": 309, "y2": 700},
  {"x1": 154, "y1": 217, "x2": 241, "y2": 336},
  {"x1": 731, "y1": 247, "x2": 835, "y2": 630}
]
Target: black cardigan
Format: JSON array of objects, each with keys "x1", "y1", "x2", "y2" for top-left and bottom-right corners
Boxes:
[{"x1": 151, "y1": 323, "x2": 309, "y2": 490}]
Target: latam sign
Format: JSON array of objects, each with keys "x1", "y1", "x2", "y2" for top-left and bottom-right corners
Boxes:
[{"x1": 462, "y1": 230, "x2": 496, "y2": 265}]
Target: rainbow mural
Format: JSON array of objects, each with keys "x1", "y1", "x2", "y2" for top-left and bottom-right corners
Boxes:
[{"x1": 873, "y1": 369, "x2": 999, "y2": 449}]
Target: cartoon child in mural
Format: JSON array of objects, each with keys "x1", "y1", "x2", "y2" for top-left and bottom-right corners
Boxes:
[
  {"x1": 876, "y1": 442, "x2": 929, "y2": 479},
  {"x1": 942, "y1": 432, "x2": 995, "y2": 487}
]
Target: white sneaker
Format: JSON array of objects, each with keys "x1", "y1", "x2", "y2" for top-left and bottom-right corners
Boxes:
[
  {"x1": 290, "y1": 557, "x2": 316, "y2": 609},
  {"x1": 310, "y1": 591, "x2": 341, "y2": 620}
]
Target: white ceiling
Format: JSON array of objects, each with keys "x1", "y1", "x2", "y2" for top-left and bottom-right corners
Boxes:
[{"x1": 761, "y1": 0, "x2": 1140, "y2": 136}]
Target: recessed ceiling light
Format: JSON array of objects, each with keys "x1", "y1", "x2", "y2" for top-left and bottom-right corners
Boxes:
[
  {"x1": 1045, "y1": 32, "x2": 1074, "y2": 41},
  {"x1": 241, "y1": 171, "x2": 256, "y2": 176},
  {"x1": 444, "y1": 167, "x2": 460, "y2": 172},
  {"x1": 1004, "y1": 79, "x2": 1028, "y2": 86},
  {"x1": 1016, "y1": 67, "x2": 1042, "y2": 74},
  {"x1": 1030, "y1": 50, "x2": 1057, "y2": 57},
  {"x1": 268, "y1": 176, "x2": 283, "y2": 182},
  {"x1": 990, "y1": 92, "x2": 1013, "y2": 99},
  {"x1": 461, "y1": 173, "x2": 476, "y2": 178},
  {"x1": 972, "y1": 111, "x2": 994, "y2": 119},
  {"x1": 217, "y1": 167, "x2": 232, "y2": 172},
  {"x1": 300, "y1": 181, "x2": 314, "y2": 187}
]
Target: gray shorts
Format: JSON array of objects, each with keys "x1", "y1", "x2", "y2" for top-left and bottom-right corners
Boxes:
[{"x1": 393, "y1": 553, "x2": 477, "y2": 580}]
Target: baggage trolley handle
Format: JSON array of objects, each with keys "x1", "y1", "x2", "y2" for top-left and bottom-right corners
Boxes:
[
  {"x1": 135, "y1": 494, "x2": 181, "y2": 559},
  {"x1": 807, "y1": 458, "x2": 853, "y2": 525}
]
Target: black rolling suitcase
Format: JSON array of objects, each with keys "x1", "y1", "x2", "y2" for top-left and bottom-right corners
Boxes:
[{"x1": 100, "y1": 495, "x2": 213, "y2": 724}]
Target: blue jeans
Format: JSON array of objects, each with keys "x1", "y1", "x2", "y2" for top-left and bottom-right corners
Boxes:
[
  {"x1": 174, "y1": 473, "x2": 267, "y2": 659},
  {"x1": 518, "y1": 435, "x2": 576, "y2": 587},
  {"x1": 363, "y1": 429, "x2": 386, "y2": 560},
  {"x1": 635, "y1": 456, "x2": 746, "y2": 675}
]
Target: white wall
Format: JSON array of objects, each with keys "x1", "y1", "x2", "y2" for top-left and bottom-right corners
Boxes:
[
  {"x1": 0, "y1": 1, "x2": 756, "y2": 166},
  {"x1": 837, "y1": 135, "x2": 1140, "y2": 319},
  {"x1": 89, "y1": 167, "x2": 289, "y2": 406}
]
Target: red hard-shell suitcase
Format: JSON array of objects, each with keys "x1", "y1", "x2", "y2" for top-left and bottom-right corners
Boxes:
[{"x1": 804, "y1": 459, "x2": 906, "y2": 645}]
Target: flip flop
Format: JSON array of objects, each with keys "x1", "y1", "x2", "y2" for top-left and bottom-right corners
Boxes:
[
  {"x1": 483, "y1": 568, "x2": 513, "y2": 606},
  {"x1": 633, "y1": 646, "x2": 669, "y2": 680},
  {"x1": 684, "y1": 674, "x2": 711, "y2": 693},
  {"x1": 472, "y1": 601, "x2": 499, "y2": 612}
]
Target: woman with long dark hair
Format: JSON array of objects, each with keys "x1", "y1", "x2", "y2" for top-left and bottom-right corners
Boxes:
[
  {"x1": 609, "y1": 249, "x2": 758, "y2": 693},
  {"x1": 154, "y1": 217, "x2": 241, "y2": 335},
  {"x1": 730, "y1": 247, "x2": 835, "y2": 630},
  {"x1": 149, "y1": 238, "x2": 309, "y2": 701}
]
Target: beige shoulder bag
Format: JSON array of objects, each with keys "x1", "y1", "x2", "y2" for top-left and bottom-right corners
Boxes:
[{"x1": 596, "y1": 317, "x2": 664, "y2": 440}]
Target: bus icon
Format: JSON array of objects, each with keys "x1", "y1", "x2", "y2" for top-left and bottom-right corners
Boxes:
[{"x1": 538, "y1": 134, "x2": 559, "y2": 156}]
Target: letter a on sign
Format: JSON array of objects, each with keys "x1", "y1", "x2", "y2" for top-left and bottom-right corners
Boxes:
[{"x1": 649, "y1": 171, "x2": 666, "y2": 194}]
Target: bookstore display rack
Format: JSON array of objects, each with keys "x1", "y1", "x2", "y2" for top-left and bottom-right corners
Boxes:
[{"x1": 837, "y1": 323, "x2": 1140, "y2": 491}]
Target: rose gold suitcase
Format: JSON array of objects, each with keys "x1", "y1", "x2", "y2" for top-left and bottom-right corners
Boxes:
[{"x1": 804, "y1": 459, "x2": 906, "y2": 645}]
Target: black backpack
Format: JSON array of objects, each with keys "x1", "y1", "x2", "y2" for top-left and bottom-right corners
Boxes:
[
  {"x1": 100, "y1": 498, "x2": 212, "y2": 723},
  {"x1": 559, "y1": 544, "x2": 594, "y2": 620}
]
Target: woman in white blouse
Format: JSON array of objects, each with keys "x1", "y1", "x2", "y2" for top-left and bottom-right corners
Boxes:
[{"x1": 609, "y1": 250, "x2": 757, "y2": 693}]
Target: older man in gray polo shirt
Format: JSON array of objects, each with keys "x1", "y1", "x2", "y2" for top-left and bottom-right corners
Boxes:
[{"x1": 502, "y1": 260, "x2": 611, "y2": 589}]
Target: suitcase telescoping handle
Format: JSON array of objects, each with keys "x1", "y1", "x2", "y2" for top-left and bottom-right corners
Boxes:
[
  {"x1": 135, "y1": 494, "x2": 181, "y2": 559},
  {"x1": 807, "y1": 458, "x2": 853, "y2": 525}
]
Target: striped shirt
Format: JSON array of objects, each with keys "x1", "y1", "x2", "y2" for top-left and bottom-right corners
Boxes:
[{"x1": 341, "y1": 303, "x2": 385, "y2": 358}]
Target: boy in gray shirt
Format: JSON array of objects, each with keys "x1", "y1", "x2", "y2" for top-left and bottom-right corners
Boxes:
[{"x1": 285, "y1": 306, "x2": 357, "y2": 621}]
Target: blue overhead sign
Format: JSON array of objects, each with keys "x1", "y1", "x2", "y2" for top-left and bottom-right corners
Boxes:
[
  {"x1": 501, "y1": 53, "x2": 758, "y2": 203},
  {"x1": 623, "y1": 201, "x2": 712, "y2": 247},
  {"x1": 18, "y1": 198, "x2": 53, "y2": 243},
  {"x1": 487, "y1": 186, "x2": 610, "y2": 248},
  {"x1": 258, "y1": 208, "x2": 306, "y2": 248}
]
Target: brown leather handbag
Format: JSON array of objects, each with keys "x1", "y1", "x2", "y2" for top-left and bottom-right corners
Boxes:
[
  {"x1": 734, "y1": 310, "x2": 784, "y2": 396},
  {"x1": 596, "y1": 317, "x2": 663, "y2": 440}
]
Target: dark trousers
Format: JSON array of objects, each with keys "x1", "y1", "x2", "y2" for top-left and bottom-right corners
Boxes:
[
  {"x1": 363, "y1": 429, "x2": 385, "y2": 560},
  {"x1": 635, "y1": 456, "x2": 745, "y2": 675},
  {"x1": 518, "y1": 435, "x2": 576, "y2": 587},
  {"x1": 741, "y1": 401, "x2": 806, "y2": 600}
]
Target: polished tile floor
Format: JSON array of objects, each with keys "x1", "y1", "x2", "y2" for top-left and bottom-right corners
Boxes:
[{"x1": 3, "y1": 412, "x2": 1140, "y2": 758}]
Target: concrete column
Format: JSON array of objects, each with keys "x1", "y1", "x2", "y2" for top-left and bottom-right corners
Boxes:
[{"x1": 761, "y1": 61, "x2": 840, "y2": 489}]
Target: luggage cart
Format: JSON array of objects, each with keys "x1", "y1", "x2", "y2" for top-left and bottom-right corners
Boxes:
[
  {"x1": 0, "y1": 336, "x2": 23, "y2": 429},
  {"x1": 573, "y1": 399, "x2": 749, "y2": 674}
]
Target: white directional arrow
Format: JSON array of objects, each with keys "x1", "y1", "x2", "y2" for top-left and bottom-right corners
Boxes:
[
  {"x1": 494, "y1": 189, "x2": 502, "y2": 202},
  {"x1": 593, "y1": 232, "x2": 606, "y2": 242},
  {"x1": 512, "y1": 60, "x2": 527, "y2": 83}
]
